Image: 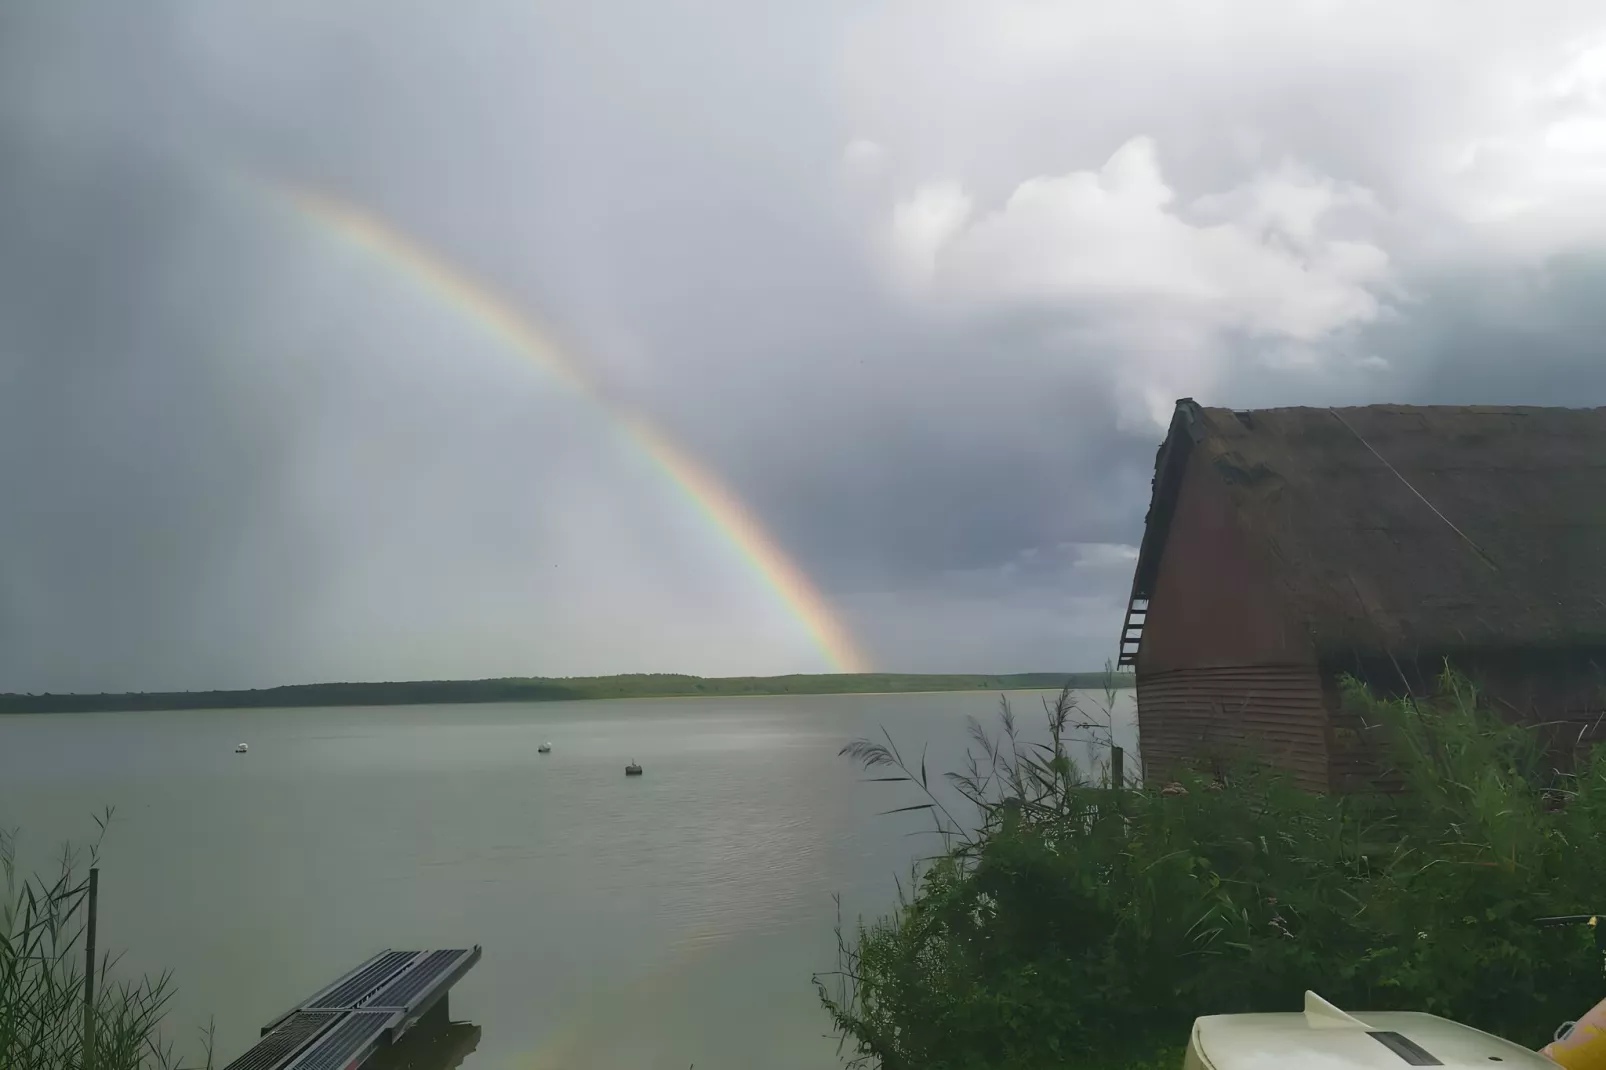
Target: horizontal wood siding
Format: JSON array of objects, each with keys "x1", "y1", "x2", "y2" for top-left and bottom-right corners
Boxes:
[{"x1": 1137, "y1": 664, "x2": 1329, "y2": 792}]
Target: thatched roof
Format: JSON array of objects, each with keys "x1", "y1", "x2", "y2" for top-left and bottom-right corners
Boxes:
[{"x1": 1131, "y1": 400, "x2": 1606, "y2": 659}]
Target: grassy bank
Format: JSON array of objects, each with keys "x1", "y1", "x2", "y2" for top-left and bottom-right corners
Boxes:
[
  {"x1": 820, "y1": 670, "x2": 1606, "y2": 1069},
  {"x1": 0, "y1": 671, "x2": 1129, "y2": 715}
]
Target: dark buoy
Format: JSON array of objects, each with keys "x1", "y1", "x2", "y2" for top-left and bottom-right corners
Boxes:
[{"x1": 625, "y1": 761, "x2": 643, "y2": 776}]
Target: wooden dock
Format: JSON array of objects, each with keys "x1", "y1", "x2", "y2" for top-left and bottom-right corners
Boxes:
[{"x1": 222, "y1": 947, "x2": 481, "y2": 1070}]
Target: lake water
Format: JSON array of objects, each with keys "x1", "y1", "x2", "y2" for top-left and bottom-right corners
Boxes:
[{"x1": 0, "y1": 689, "x2": 1136, "y2": 1069}]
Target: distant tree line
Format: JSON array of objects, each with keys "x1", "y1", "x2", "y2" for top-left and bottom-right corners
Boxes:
[{"x1": 0, "y1": 672, "x2": 1131, "y2": 714}]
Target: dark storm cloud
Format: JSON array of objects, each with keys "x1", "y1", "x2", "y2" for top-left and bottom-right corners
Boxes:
[
  {"x1": 5, "y1": 1, "x2": 1606, "y2": 685},
  {"x1": 0, "y1": 156, "x2": 284, "y2": 683},
  {"x1": 1384, "y1": 260, "x2": 1606, "y2": 406},
  {"x1": 0, "y1": 2, "x2": 878, "y2": 688},
  {"x1": 0, "y1": 145, "x2": 792, "y2": 688}
]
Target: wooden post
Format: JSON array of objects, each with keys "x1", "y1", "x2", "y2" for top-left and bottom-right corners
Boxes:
[
  {"x1": 83, "y1": 867, "x2": 98, "y2": 1070},
  {"x1": 1001, "y1": 797, "x2": 1022, "y2": 835},
  {"x1": 1111, "y1": 745, "x2": 1125, "y2": 792}
]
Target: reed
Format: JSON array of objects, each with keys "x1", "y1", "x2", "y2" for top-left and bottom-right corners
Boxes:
[{"x1": 0, "y1": 809, "x2": 208, "y2": 1070}]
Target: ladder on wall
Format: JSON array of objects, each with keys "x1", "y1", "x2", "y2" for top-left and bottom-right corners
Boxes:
[{"x1": 1117, "y1": 597, "x2": 1148, "y2": 668}]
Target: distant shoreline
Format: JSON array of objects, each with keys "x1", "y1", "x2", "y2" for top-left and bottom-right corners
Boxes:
[{"x1": 0, "y1": 671, "x2": 1132, "y2": 715}]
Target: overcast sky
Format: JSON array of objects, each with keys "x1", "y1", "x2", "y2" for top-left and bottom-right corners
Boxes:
[{"x1": 4, "y1": 1, "x2": 1606, "y2": 690}]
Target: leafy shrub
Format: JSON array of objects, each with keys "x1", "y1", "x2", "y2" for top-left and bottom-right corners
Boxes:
[{"x1": 818, "y1": 669, "x2": 1606, "y2": 1069}]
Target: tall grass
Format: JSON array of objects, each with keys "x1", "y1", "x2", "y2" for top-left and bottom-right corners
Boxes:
[
  {"x1": 818, "y1": 668, "x2": 1606, "y2": 1070},
  {"x1": 0, "y1": 810, "x2": 207, "y2": 1070}
]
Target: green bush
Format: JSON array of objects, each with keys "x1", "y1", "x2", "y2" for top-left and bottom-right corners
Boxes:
[
  {"x1": 0, "y1": 811, "x2": 206, "y2": 1070},
  {"x1": 817, "y1": 669, "x2": 1606, "y2": 1069}
]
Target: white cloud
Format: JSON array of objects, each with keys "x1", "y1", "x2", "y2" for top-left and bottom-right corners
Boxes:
[
  {"x1": 880, "y1": 137, "x2": 1391, "y2": 426},
  {"x1": 842, "y1": 3, "x2": 1606, "y2": 249},
  {"x1": 927, "y1": 139, "x2": 1390, "y2": 339},
  {"x1": 839, "y1": 137, "x2": 888, "y2": 186},
  {"x1": 1072, "y1": 543, "x2": 1141, "y2": 569},
  {"x1": 1441, "y1": 37, "x2": 1606, "y2": 254},
  {"x1": 839, "y1": 1, "x2": 1606, "y2": 425},
  {"x1": 887, "y1": 180, "x2": 973, "y2": 290}
]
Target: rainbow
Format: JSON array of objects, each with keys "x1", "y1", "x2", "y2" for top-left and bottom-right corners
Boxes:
[{"x1": 271, "y1": 185, "x2": 868, "y2": 674}]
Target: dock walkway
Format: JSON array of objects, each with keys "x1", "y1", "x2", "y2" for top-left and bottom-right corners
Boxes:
[{"x1": 222, "y1": 947, "x2": 481, "y2": 1070}]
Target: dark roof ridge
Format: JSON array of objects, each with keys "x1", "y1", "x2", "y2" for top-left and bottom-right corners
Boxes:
[{"x1": 1127, "y1": 398, "x2": 1606, "y2": 658}]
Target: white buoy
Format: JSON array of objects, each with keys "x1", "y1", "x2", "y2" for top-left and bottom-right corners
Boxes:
[
  {"x1": 235, "y1": 742, "x2": 249, "y2": 753},
  {"x1": 537, "y1": 742, "x2": 552, "y2": 754}
]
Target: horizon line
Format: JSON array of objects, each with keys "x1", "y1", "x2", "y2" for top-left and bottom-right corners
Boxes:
[{"x1": 1, "y1": 668, "x2": 1129, "y2": 698}]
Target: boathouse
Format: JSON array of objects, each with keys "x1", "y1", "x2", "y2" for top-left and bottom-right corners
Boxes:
[{"x1": 1118, "y1": 400, "x2": 1606, "y2": 792}]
